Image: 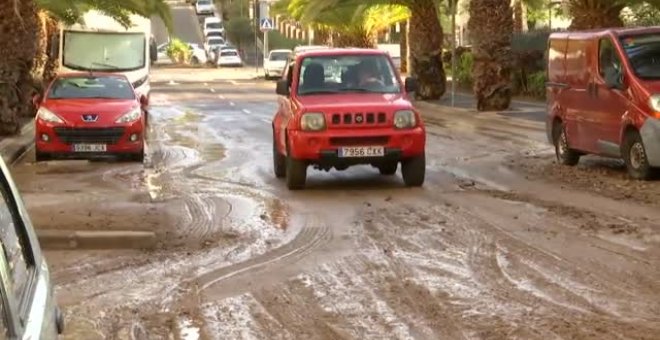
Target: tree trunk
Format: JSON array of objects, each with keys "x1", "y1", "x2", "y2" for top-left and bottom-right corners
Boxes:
[
  {"x1": 399, "y1": 19, "x2": 408, "y2": 73},
  {"x1": 42, "y1": 15, "x2": 60, "y2": 85},
  {"x1": 406, "y1": 0, "x2": 445, "y2": 100},
  {"x1": 0, "y1": 0, "x2": 40, "y2": 135},
  {"x1": 313, "y1": 26, "x2": 332, "y2": 45},
  {"x1": 468, "y1": 0, "x2": 514, "y2": 111},
  {"x1": 567, "y1": 0, "x2": 625, "y2": 30},
  {"x1": 513, "y1": 0, "x2": 523, "y2": 33}
]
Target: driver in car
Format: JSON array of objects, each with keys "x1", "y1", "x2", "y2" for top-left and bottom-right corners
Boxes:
[{"x1": 356, "y1": 60, "x2": 385, "y2": 89}]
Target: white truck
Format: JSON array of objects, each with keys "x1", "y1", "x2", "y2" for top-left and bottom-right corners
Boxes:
[{"x1": 51, "y1": 10, "x2": 157, "y2": 99}]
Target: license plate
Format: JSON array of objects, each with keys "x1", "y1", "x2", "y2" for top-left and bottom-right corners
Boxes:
[
  {"x1": 339, "y1": 146, "x2": 384, "y2": 158},
  {"x1": 73, "y1": 144, "x2": 107, "y2": 152}
]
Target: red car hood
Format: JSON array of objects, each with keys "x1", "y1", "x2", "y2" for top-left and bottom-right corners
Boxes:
[
  {"x1": 294, "y1": 93, "x2": 413, "y2": 112},
  {"x1": 42, "y1": 99, "x2": 139, "y2": 125}
]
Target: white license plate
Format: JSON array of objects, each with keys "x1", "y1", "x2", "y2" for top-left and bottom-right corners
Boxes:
[
  {"x1": 339, "y1": 146, "x2": 385, "y2": 158},
  {"x1": 73, "y1": 144, "x2": 107, "y2": 152}
]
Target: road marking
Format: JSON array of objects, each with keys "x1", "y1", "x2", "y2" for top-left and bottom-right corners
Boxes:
[
  {"x1": 242, "y1": 109, "x2": 251, "y2": 114},
  {"x1": 229, "y1": 80, "x2": 238, "y2": 85},
  {"x1": 210, "y1": 88, "x2": 215, "y2": 93},
  {"x1": 229, "y1": 102, "x2": 235, "y2": 106},
  {"x1": 218, "y1": 95, "x2": 225, "y2": 99},
  {"x1": 204, "y1": 82, "x2": 208, "y2": 86},
  {"x1": 261, "y1": 118, "x2": 270, "y2": 123}
]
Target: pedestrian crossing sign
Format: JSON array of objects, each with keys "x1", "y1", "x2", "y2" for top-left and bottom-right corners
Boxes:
[{"x1": 260, "y1": 18, "x2": 274, "y2": 31}]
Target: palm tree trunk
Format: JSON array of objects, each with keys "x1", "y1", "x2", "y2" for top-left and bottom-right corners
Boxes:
[
  {"x1": 334, "y1": 27, "x2": 376, "y2": 48},
  {"x1": 513, "y1": 0, "x2": 523, "y2": 33},
  {"x1": 468, "y1": 0, "x2": 514, "y2": 111},
  {"x1": 405, "y1": 0, "x2": 445, "y2": 100},
  {"x1": 399, "y1": 19, "x2": 408, "y2": 73},
  {"x1": 567, "y1": 0, "x2": 625, "y2": 30},
  {"x1": 0, "y1": 0, "x2": 40, "y2": 134},
  {"x1": 43, "y1": 15, "x2": 60, "y2": 85}
]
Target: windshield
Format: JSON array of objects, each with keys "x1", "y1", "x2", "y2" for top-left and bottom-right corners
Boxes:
[
  {"x1": 47, "y1": 76, "x2": 136, "y2": 100},
  {"x1": 620, "y1": 33, "x2": 660, "y2": 79},
  {"x1": 198, "y1": 0, "x2": 211, "y2": 4},
  {"x1": 297, "y1": 54, "x2": 400, "y2": 95},
  {"x1": 221, "y1": 51, "x2": 238, "y2": 57},
  {"x1": 206, "y1": 22, "x2": 223, "y2": 29},
  {"x1": 270, "y1": 52, "x2": 290, "y2": 61},
  {"x1": 63, "y1": 31, "x2": 145, "y2": 72},
  {"x1": 208, "y1": 38, "x2": 224, "y2": 45}
]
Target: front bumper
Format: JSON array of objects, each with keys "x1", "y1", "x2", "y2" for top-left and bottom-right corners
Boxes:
[
  {"x1": 640, "y1": 117, "x2": 660, "y2": 166},
  {"x1": 35, "y1": 121, "x2": 144, "y2": 156},
  {"x1": 288, "y1": 127, "x2": 425, "y2": 163}
]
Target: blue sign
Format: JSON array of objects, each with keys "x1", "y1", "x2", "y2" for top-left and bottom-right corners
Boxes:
[{"x1": 260, "y1": 18, "x2": 274, "y2": 31}]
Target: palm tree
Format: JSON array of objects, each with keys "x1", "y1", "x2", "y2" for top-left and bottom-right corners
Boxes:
[
  {"x1": 0, "y1": 0, "x2": 173, "y2": 135},
  {"x1": 566, "y1": 0, "x2": 660, "y2": 30},
  {"x1": 468, "y1": 0, "x2": 514, "y2": 111}
]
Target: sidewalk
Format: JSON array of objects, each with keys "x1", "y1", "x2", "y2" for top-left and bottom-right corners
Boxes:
[{"x1": 0, "y1": 120, "x2": 35, "y2": 165}]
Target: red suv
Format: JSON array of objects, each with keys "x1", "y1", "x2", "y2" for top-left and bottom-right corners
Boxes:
[{"x1": 272, "y1": 48, "x2": 426, "y2": 189}]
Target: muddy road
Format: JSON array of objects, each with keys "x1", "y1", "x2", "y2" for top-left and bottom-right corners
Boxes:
[{"x1": 10, "y1": 68, "x2": 660, "y2": 339}]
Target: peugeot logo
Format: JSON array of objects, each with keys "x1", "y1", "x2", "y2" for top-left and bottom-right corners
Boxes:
[{"x1": 82, "y1": 114, "x2": 98, "y2": 122}]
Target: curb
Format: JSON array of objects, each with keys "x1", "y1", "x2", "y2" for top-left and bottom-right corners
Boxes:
[
  {"x1": 37, "y1": 230, "x2": 157, "y2": 250},
  {"x1": 0, "y1": 121, "x2": 35, "y2": 165}
]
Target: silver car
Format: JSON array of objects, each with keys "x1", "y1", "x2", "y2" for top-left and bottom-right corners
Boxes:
[{"x1": 0, "y1": 157, "x2": 63, "y2": 338}]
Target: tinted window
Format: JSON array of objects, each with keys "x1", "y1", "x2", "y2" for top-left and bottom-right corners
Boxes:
[
  {"x1": 47, "y1": 76, "x2": 135, "y2": 100},
  {"x1": 208, "y1": 39, "x2": 224, "y2": 45},
  {"x1": 297, "y1": 54, "x2": 400, "y2": 95},
  {"x1": 620, "y1": 33, "x2": 660, "y2": 79},
  {"x1": 198, "y1": 0, "x2": 211, "y2": 4},
  {"x1": 0, "y1": 178, "x2": 34, "y2": 310},
  {"x1": 270, "y1": 52, "x2": 290, "y2": 61},
  {"x1": 206, "y1": 22, "x2": 222, "y2": 29},
  {"x1": 599, "y1": 38, "x2": 623, "y2": 82},
  {"x1": 221, "y1": 51, "x2": 238, "y2": 57}
]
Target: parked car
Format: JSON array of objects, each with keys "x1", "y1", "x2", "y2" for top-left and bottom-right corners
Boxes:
[
  {"x1": 215, "y1": 49, "x2": 243, "y2": 67},
  {"x1": 547, "y1": 27, "x2": 660, "y2": 180},
  {"x1": 204, "y1": 36, "x2": 226, "y2": 56},
  {"x1": 264, "y1": 49, "x2": 292, "y2": 79},
  {"x1": 155, "y1": 42, "x2": 208, "y2": 65},
  {"x1": 271, "y1": 48, "x2": 424, "y2": 189},
  {"x1": 0, "y1": 155, "x2": 64, "y2": 337},
  {"x1": 33, "y1": 73, "x2": 147, "y2": 162},
  {"x1": 203, "y1": 16, "x2": 224, "y2": 37},
  {"x1": 195, "y1": 0, "x2": 214, "y2": 15}
]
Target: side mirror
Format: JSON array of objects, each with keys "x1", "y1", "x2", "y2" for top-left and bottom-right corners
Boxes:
[
  {"x1": 32, "y1": 93, "x2": 42, "y2": 107},
  {"x1": 139, "y1": 94, "x2": 149, "y2": 106},
  {"x1": 276, "y1": 79, "x2": 290, "y2": 96},
  {"x1": 404, "y1": 77, "x2": 417, "y2": 93}
]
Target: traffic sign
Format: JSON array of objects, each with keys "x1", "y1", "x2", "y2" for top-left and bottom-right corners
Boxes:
[{"x1": 260, "y1": 18, "x2": 273, "y2": 31}]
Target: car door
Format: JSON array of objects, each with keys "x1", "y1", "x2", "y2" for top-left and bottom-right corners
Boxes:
[
  {"x1": 590, "y1": 37, "x2": 629, "y2": 156},
  {"x1": 275, "y1": 60, "x2": 296, "y2": 153}
]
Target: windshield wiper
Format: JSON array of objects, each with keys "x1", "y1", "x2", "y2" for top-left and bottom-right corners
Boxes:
[{"x1": 92, "y1": 62, "x2": 120, "y2": 69}]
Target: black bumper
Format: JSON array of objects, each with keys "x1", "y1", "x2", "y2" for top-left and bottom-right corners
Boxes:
[{"x1": 317, "y1": 148, "x2": 402, "y2": 165}]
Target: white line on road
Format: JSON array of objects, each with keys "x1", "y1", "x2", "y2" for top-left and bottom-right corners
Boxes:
[
  {"x1": 218, "y1": 95, "x2": 225, "y2": 99},
  {"x1": 204, "y1": 82, "x2": 208, "y2": 86},
  {"x1": 229, "y1": 80, "x2": 238, "y2": 85},
  {"x1": 261, "y1": 118, "x2": 271, "y2": 123},
  {"x1": 229, "y1": 102, "x2": 235, "y2": 106},
  {"x1": 210, "y1": 88, "x2": 215, "y2": 92},
  {"x1": 242, "y1": 109, "x2": 251, "y2": 114}
]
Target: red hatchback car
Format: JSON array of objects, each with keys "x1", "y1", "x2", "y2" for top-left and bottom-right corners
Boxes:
[
  {"x1": 272, "y1": 48, "x2": 426, "y2": 189},
  {"x1": 33, "y1": 73, "x2": 147, "y2": 162}
]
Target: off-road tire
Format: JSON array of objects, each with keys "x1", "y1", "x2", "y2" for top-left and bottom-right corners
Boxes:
[
  {"x1": 131, "y1": 151, "x2": 145, "y2": 163},
  {"x1": 191, "y1": 56, "x2": 200, "y2": 65},
  {"x1": 35, "y1": 150, "x2": 50, "y2": 162},
  {"x1": 379, "y1": 162, "x2": 398, "y2": 175},
  {"x1": 273, "y1": 132, "x2": 286, "y2": 178},
  {"x1": 623, "y1": 131, "x2": 654, "y2": 180},
  {"x1": 285, "y1": 142, "x2": 306, "y2": 190},
  {"x1": 401, "y1": 154, "x2": 425, "y2": 187},
  {"x1": 553, "y1": 122, "x2": 580, "y2": 166}
]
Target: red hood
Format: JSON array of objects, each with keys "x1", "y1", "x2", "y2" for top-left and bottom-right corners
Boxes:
[
  {"x1": 294, "y1": 93, "x2": 413, "y2": 112},
  {"x1": 42, "y1": 99, "x2": 139, "y2": 125}
]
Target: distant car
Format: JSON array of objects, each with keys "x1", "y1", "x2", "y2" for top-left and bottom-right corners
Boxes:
[
  {"x1": 156, "y1": 42, "x2": 208, "y2": 65},
  {"x1": 272, "y1": 48, "x2": 425, "y2": 189},
  {"x1": 203, "y1": 16, "x2": 224, "y2": 37},
  {"x1": 195, "y1": 0, "x2": 214, "y2": 15},
  {"x1": 204, "y1": 36, "x2": 226, "y2": 55},
  {"x1": 264, "y1": 49, "x2": 292, "y2": 79},
  {"x1": 215, "y1": 49, "x2": 243, "y2": 67},
  {"x1": 0, "y1": 157, "x2": 64, "y2": 338},
  {"x1": 33, "y1": 73, "x2": 147, "y2": 162}
]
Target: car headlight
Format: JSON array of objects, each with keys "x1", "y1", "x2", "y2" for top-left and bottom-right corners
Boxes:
[
  {"x1": 300, "y1": 112, "x2": 326, "y2": 131},
  {"x1": 36, "y1": 107, "x2": 63, "y2": 123},
  {"x1": 394, "y1": 110, "x2": 416, "y2": 129},
  {"x1": 115, "y1": 107, "x2": 141, "y2": 123},
  {"x1": 649, "y1": 94, "x2": 660, "y2": 113}
]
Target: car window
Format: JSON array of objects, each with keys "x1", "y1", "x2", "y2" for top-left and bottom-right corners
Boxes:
[
  {"x1": 47, "y1": 76, "x2": 136, "y2": 100},
  {"x1": 220, "y1": 51, "x2": 238, "y2": 57},
  {"x1": 0, "y1": 176, "x2": 35, "y2": 313},
  {"x1": 207, "y1": 38, "x2": 224, "y2": 45},
  {"x1": 198, "y1": 0, "x2": 211, "y2": 4},
  {"x1": 599, "y1": 38, "x2": 623, "y2": 82},
  {"x1": 206, "y1": 22, "x2": 223, "y2": 29},
  {"x1": 296, "y1": 54, "x2": 400, "y2": 95},
  {"x1": 620, "y1": 33, "x2": 660, "y2": 80},
  {"x1": 270, "y1": 52, "x2": 290, "y2": 61}
]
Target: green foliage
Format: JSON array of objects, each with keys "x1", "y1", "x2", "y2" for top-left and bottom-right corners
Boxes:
[
  {"x1": 525, "y1": 71, "x2": 546, "y2": 98},
  {"x1": 456, "y1": 52, "x2": 473, "y2": 87},
  {"x1": 166, "y1": 38, "x2": 191, "y2": 63},
  {"x1": 36, "y1": 0, "x2": 174, "y2": 32},
  {"x1": 225, "y1": 17, "x2": 254, "y2": 50},
  {"x1": 624, "y1": 2, "x2": 660, "y2": 26}
]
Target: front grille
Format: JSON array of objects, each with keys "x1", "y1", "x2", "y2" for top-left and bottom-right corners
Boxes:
[
  {"x1": 331, "y1": 112, "x2": 387, "y2": 125},
  {"x1": 54, "y1": 127, "x2": 125, "y2": 144},
  {"x1": 330, "y1": 136, "x2": 389, "y2": 146}
]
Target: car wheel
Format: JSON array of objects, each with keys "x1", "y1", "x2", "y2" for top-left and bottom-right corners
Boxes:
[
  {"x1": 401, "y1": 153, "x2": 425, "y2": 187},
  {"x1": 130, "y1": 151, "x2": 145, "y2": 163},
  {"x1": 35, "y1": 150, "x2": 50, "y2": 162},
  {"x1": 378, "y1": 162, "x2": 398, "y2": 175},
  {"x1": 285, "y1": 144, "x2": 306, "y2": 190},
  {"x1": 273, "y1": 131, "x2": 286, "y2": 178},
  {"x1": 553, "y1": 122, "x2": 580, "y2": 166},
  {"x1": 191, "y1": 56, "x2": 200, "y2": 65},
  {"x1": 623, "y1": 130, "x2": 654, "y2": 180}
]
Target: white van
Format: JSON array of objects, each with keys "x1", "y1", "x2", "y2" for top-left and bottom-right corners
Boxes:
[
  {"x1": 0, "y1": 157, "x2": 64, "y2": 338},
  {"x1": 203, "y1": 17, "x2": 224, "y2": 37}
]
